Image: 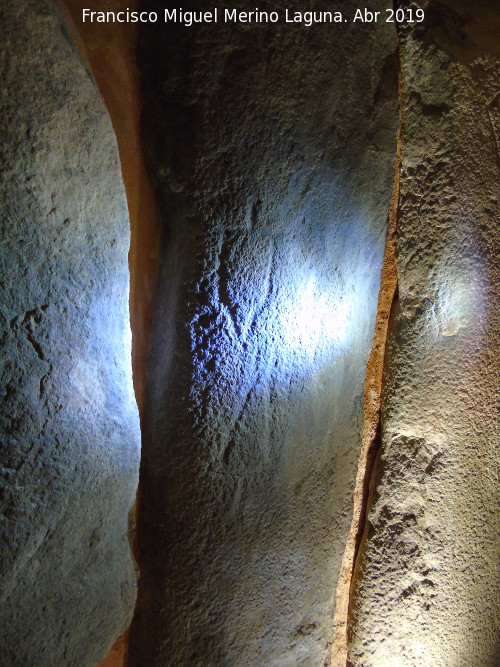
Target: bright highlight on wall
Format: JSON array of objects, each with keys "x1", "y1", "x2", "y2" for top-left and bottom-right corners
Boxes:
[
  {"x1": 279, "y1": 274, "x2": 352, "y2": 355},
  {"x1": 432, "y1": 259, "x2": 486, "y2": 337}
]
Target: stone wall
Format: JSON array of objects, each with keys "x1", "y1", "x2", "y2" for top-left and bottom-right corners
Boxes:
[
  {"x1": 61, "y1": 0, "x2": 160, "y2": 418},
  {"x1": 2, "y1": 1, "x2": 497, "y2": 665},
  {"x1": 348, "y1": 1, "x2": 500, "y2": 664},
  {"x1": 128, "y1": 1, "x2": 398, "y2": 664},
  {"x1": 0, "y1": 1, "x2": 140, "y2": 664}
]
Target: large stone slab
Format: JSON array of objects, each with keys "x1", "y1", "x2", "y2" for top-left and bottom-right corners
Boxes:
[
  {"x1": 129, "y1": 2, "x2": 398, "y2": 664},
  {"x1": 349, "y1": 1, "x2": 500, "y2": 664},
  {"x1": 0, "y1": 1, "x2": 140, "y2": 664}
]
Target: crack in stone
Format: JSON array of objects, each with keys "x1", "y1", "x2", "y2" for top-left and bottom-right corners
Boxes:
[{"x1": 330, "y1": 38, "x2": 403, "y2": 667}]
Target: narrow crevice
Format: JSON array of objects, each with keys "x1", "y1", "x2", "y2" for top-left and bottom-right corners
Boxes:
[
  {"x1": 57, "y1": 0, "x2": 160, "y2": 419},
  {"x1": 331, "y1": 42, "x2": 403, "y2": 667},
  {"x1": 345, "y1": 288, "x2": 400, "y2": 660},
  {"x1": 57, "y1": 3, "x2": 160, "y2": 666}
]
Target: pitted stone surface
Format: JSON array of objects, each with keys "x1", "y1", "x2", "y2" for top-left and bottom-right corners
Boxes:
[
  {"x1": 128, "y1": 2, "x2": 398, "y2": 664},
  {"x1": 349, "y1": 1, "x2": 500, "y2": 665},
  {"x1": 0, "y1": 1, "x2": 140, "y2": 665}
]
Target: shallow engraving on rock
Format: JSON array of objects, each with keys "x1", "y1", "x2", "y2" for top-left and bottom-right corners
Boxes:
[{"x1": 128, "y1": 1, "x2": 398, "y2": 664}]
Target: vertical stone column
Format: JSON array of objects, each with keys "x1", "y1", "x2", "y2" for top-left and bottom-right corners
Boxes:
[
  {"x1": 0, "y1": 1, "x2": 140, "y2": 665},
  {"x1": 129, "y1": 2, "x2": 398, "y2": 664},
  {"x1": 349, "y1": 1, "x2": 500, "y2": 665}
]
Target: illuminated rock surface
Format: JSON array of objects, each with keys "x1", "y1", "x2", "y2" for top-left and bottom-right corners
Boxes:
[
  {"x1": 0, "y1": 1, "x2": 140, "y2": 665},
  {"x1": 349, "y1": 2, "x2": 500, "y2": 665},
  {"x1": 128, "y1": 1, "x2": 398, "y2": 664},
  {"x1": 2, "y1": 1, "x2": 496, "y2": 665}
]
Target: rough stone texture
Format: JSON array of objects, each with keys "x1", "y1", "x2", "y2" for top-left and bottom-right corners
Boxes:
[
  {"x1": 332, "y1": 114, "x2": 400, "y2": 667},
  {"x1": 61, "y1": 0, "x2": 160, "y2": 418},
  {"x1": 349, "y1": 1, "x2": 500, "y2": 665},
  {"x1": 0, "y1": 1, "x2": 140, "y2": 665},
  {"x1": 59, "y1": 3, "x2": 161, "y2": 663},
  {"x1": 129, "y1": 2, "x2": 398, "y2": 664}
]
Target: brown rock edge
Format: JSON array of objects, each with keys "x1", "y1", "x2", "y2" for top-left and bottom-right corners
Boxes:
[
  {"x1": 331, "y1": 48, "x2": 402, "y2": 667},
  {"x1": 58, "y1": 2, "x2": 160, "y2": 665}
]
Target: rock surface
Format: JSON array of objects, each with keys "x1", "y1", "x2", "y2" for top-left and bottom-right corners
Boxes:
[
  {"x1": 349, "y1": 1, "x2": 500, "y2": 665},
  {"x1": 128, "y1": 1, "x2": 398, "y2": 664},
  {"x1": 0, "y1": 1, "x2": 140, "y2": 665},
  {"x1": 61, "y1": 0, "x2": 160, "y2": 418}
]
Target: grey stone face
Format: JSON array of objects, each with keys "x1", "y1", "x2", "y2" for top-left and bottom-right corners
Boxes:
[
  {"x1": 349, "y1": 2, "x2": 500, "y2": 665},
  {"x1": 0, "y1": 1, "x2": 140, "y2": 665},
  {"x1": 129, "y1": 2, "x2": 398, "y2": 664}
]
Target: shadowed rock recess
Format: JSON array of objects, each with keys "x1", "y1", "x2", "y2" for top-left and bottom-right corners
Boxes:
[
  {"x1": 128, "y1": 1, "x2": 398, "y2": 664},
  {"x1": 0, "y1": 1, "x2": 140, "y2": 665},
  {"x1": 348, "y1": 1, "x2": 500, "y2": 665}
]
